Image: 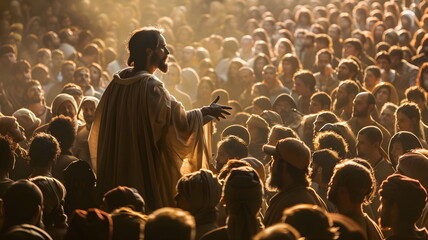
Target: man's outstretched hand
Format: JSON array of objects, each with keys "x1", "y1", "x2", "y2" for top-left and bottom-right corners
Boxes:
[{"x1": 201, "y1": 96, "x2": 232, "y2": 121}]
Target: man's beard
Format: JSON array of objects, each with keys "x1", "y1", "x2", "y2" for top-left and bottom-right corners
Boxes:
[
  {"x1": 334, "y1": 97, "x2": 348, "y2": 110},
  {"x1": 27, "y1": 95, "x2": 43, "y2": 105},
  {"x1": 337, "y1": 73, "x2": 348, "y2": 80},
  {"x1": 152, "y1": 54, "x2": 168, "y2": 73},
  {"x1": 353, "y1": 108, "x2": 367, "y2": 118},
  {"x1": 267, "y1": 164, "x2": 283, "y2": 191}
]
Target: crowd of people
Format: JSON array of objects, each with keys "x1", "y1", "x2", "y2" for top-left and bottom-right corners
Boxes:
[{"x1": 1, "y1": 0, "x2": 428, "y2": 239}]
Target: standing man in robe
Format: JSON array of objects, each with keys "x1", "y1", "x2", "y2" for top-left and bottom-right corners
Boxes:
[{"x1": 89, "y1": 27, "x2": 231, "y2": 212}]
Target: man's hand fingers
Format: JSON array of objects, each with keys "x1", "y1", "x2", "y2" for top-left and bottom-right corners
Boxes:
[{"x1": 210, "y1": 96, "x2": 220, "y2": 105}]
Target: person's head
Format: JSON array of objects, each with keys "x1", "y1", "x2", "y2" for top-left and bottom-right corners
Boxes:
[
  {"x1": 314, "y1": 131, "x2": 348, "y2": 160},
  {"x1": 311, "y1": 149, "x2": 340, "y2": 186},
  {"x1": 51, "y1": 93, "x2": 78, "y2": 118},
  {"x1": 2, "y1": 180, "x2": 43, "y2": 230},
  {"x1": 267, "y1": 125, "x2": 299, "y2": 147},
  {"x1": 29, "y1": 176, "x2": 67, "y2": 228},
  {"x1": 416, "y1": 62, "x2": 428, "y2": 91},
  {"x1": 110, "y1": 207, "x2": 146, "y2": 240},
  {"x1": 352, "y1": 92, "x2": 375, "y2": 118},
  {"x1": 175, "y1": 169, "x2": 221, "y2": 222},
  {"x1": 396, "y1": 102, "x2": 421, "y2": 134},
  {"x1": 261, "y1": 65, "x2": 277, "y2": 84},
  {"x1": 293, "y1": 70, "x2": 315, "y2": 96},
  {"x1": 315, "y1": 34, "x2": 332, "y2": 52},
  {"x1": 389, "y1": 131, "x2": 423, "y2": 168},
  {"x1": 328, "y1": 160, "x2": 376, "y2": 209},
  {"x1": 279, "y1": 53, "x2": 301, "y2": 75},
  {"x1": 272, "y1": 94, "x2": 296, "y2": 120},
  {"x1": 144, "y1": 207, "x2": 195, "y2": 240},
  {"x1": 337, "y1": 59, "x2": 359, "y2": 81},
  {"x1": 12, "y1": 59, "x2": 31, "y2": 84},
  {"x1": 254, "y1": 223, "x2": 301, "y2": 240},
  {"x1": 79, "y1": 96, "x2": 99, "y2": 126},
  {"x1": 310, "y1": 92, "x2": 331, "y2": 113},
  {"x1": 388, "y1": 46, "x2": 403, "y2": 69},
  {"x1": 264, "y1": 138, "x2": 311, "y2": 191},
  {"x1": 0, "y1": 116, "x2": 26, "y2": 143},
  {"x1": 0, "y1": 44, "x2": 17, "y2": 68},
  {"x1": 336, "y1": 81, "x2": 359, "y2": 112},
  {"x1": 89, "y1": 62, "x2": 102, "y2": 86},
  {"x1": 372, "y1": 82, "x2": 399, "y2": 107},
  {"x1": 315, "y1": 49, "x2": 333, "y2": 71},
  {"x1": 61, "y1": 83, "x2": 83, "y2": 106},
  {"x1": 127, "y1": 27, "x2": 169, "y2": 73},
  {"x1": 246, "y1": 113, "x2": 270, "y2": 141},
  {"x1": 379, "y1": 174, "x2": 427, "y2": 229},
  {"x1": 364, "y1": 66, "x2": 381, "y2": 91},
  {"x1": 65, "y1": 208, "x2": 113, "y2": 240},
  {"x1": 356, "y1": 126, "x2": 383, "y2": 159},
  {"x1": 238, "y1": 67, "x2": 255, "y2": 87},
  {"x1": 379, "y1": 103, "x2": 397, "y2": 131},
  {"x1": 102, "y1": 186, "x2": 145, "y2": 214},
  {"x1": 162, "y1": 62, "x2": 182, "y2": 86},
  {"x1": 61, "y1": 60, "x2": 76, "y2": 82},
  {"x1": 282, "y1": 204, "x2": 337, "y2": 240},
  {"x1": 31, "y1": 64, "x2": 50, "y2": 86},
  {"x1": 215, "y1": 135, "x2": 248, "y2": 172},
  {"x1": 73, "y1": 67, "x2": 90, "y2": 90},
  {"x1": 313, "y1": 111, "x2": 340, "y2": 134},
  {"x1": 0, "y1": 135, "x2": 15, "y2": 174},
  {"x1": 35, "y1": 48, "x2": 51, "y2": 67},
  {"x1": 343, "y1": 38, "x2": 363, "y2": 58},
  {"x1": 29, "y1": 133, "x2": 60, "y2": 171},
  {"x1": 12, "y1": 108, "x2": 41, "y2": 138},
  {"x1": 47, "y1": 115, "x2": 76, "y2": 153},
  {"x1": 375, "y1": 51, "x2": 391, "y2": 70},
  {"x1": 405, "y1": 86, "x2": 427, "y2": 111},
  {"x1": 221, "y1": 124, "x2": 250, "y2": 145},
  {"x1": 222, "y1": 166, "x2": 264, "y2": 239}
]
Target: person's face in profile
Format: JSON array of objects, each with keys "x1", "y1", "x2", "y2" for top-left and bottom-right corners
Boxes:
[{"x1": 151, "y1": 35, "x2": 170, "y2": 73}]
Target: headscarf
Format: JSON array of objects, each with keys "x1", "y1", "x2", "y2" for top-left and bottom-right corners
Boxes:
[
  {"x1": 176, "y1": 169, "x2": 221, "y2": 221},
  {"x1": 13, "y1": 108, "x2": 41, "y2": 132},
  {"x1": 51, "y1": 93, "x2": 78, "y2": 117},
  {"x1": 223, "y1": 166, "x2": 264, "y2": 240}
]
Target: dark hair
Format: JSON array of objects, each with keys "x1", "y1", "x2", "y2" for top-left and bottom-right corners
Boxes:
[
  {"x1": 47, "y1": 116, "x2": 76, "y2": 152},
  {"x1": 127, "y1": 27, "x2": 163, "y2": 70},
  {"x1": 315, "y1": 34, "x2": 332, "y2": 49},
  {"x1": 357, "y1": 126, "x2": 383, "y2": 144},
  {"x1": 344, "y1": 38, "x2": 363, "y2": 53},
  {"x1": 222, "y1": 125, "x2": 250, "y2": 145},
  {"x1": 365, "y1": 66, "x2": 381, "y2": 78},
  {"x1": 311, "y1": 92, "x2": 331, "y2": 110},
  {"x1": 338, "y1": 59, "x2": 359, "y2": 79},
  {"x1": 111, "y1": 208, "x2": 146, "y2": 240},
  {"x1": 218, "y1": 135, "x2": 248, "y2": 160},
  {"x1": 253, "y1": 96, "x2": 272, "y2": 111},
  {"x1": 293, "y1": 70, "x2": 316, "y2": 91},
  {"x1": 388, "y1": 45, "x2": 403, "y2": 59},
  {"x1": 330, "y1": 160, "x2": 376, "y2": 205},
  {"x1": 339, "y1": 80, "x2": 359, "y2": 96},
  {"x1": 406, "y1": 86, "x2": 426, "y2": 102},
  {"x1": 11, "y1": 59, "x2": 31, "y2": 75},
  {"x1": 0, "y1": 135, "x2": 14, "y2": 173},
  {"x1": 397, "y1": 102, "x2": 421, "y2": 125},
  {"x1": 312, "y1": 149, "x2": 340, "y2": 184},
  {"x1": 144, "y1": 208, "x2": 195, "y2": 240},
  {"x1": 3, "y1": 180, "x2": 43, "y2": 230},
  {"x1": 314, "y1": 131, "x2": 348, "y2": 159},
  {"x1": 103, "y1": 186, "x2": 145, "y2": 213},
  {"x1": 388, "y1": 131, "x2": 423, "y2": 168},
  {"x1": 29, "y1": 133, "x2": 60, "y2": 168}
]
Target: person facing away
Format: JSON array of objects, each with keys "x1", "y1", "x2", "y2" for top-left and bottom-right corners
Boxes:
[{"x1": 89, "y1": 27, "x2": 231, "y2": 212}]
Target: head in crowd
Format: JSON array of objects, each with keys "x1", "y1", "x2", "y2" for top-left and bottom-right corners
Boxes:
[
  {"x1": 252, "y1": 96, "x2": 272, "y2": 115},
  {"x1": 222, "y1": 166, "x2": 264, "y2": 240},
  {"x1": 264, "y1": 138, "x2": 311, "y2": 191},
  {"x1": 405, "y1": 86, "x2": 427, "y2": 112},
  {"x1": 314, "y1": 131, "x2": 349, "y2": 160},
  {"x1": 61, "y1": 83, "x2": 84, "y2": 106},
  {"x1": 0, "y1": 135, "x2": 15, "y2": 180},
  {"x1": 395, "y1": 102, "x2": 424, "y2": 138},
  {"x1": 379, "y1": 103, "x2": 398, "y2": 135},
  {"x1": 12, "y1": 59, "x2": 31, "y2": 85},
  {"x1": 310, "y1": 92, "x2": 331, "y2": 114},
  {"x1": 0, "y1": 44, "x2": 17, "y2": 68},
  {"x1": 396, "y1": 151, "x2": 428, "y2": 192},
  {"x1": 363, "y1": 66, "x2": 381, "y2": 91},
  {"x1": 78, "y1": 96, "x2": 99, "y2": 127},
  {"x1": 23, "y1": 80, "x2": 45, "y2": 106},
  {"x1": 29, "y1": 176, "x2": 67, "y2": 229},
  {"x1": 144, "y1": 207, "x2": 195, "y2": 240},
  {"x1": 311, "y1": 149, "x2": 341, "y2": 187},
  {"x1": 215, "y1": 135, "x2": 248, "y2": 172},
  {"x1": 2, "y1": 180, "x2": 43, "y2": 231},
  {"x1": 372, "y1": 82, "x2": 399, "y2": 108},
  {"x1": 47, "y1": 115, "x2": 76, "y2": 154},
  {"x1": 51, "y1": 93, "x2": 78, "y2": 118},
  {"x1": 110, "y1": 207, "x2": 147, "y2": 240},
  {"x1": 103, "y1": 186, "x2": 145, "y2": 214},
  {"x1": 379, "y1": 174, "x2": 427, "y2": 234},
  {"x1": 335, "y1": 80, "x2": 359, "y2": 111},
  {"x1": 352, "y1": 92, "x2": 375, "y2": 119},
  {"x1": 282, "y1": 204, "x2": 337, "y2": 240},
  {"x1": 221, "y1": 125, "x2": 250, "y2": 145},
  {"x1": 29, "y1": 133, "x2": 60, "y2": 173},
  {"x1": 337, "y1": 59, "x2": 359, "y2": 81},
  {"x1": 356, "y1": 126, "x2": 384, "y2": 160},
  {"x1": 246, "y1": 114, "x2": 270, "y2": 144},
  {"x1": 175, "y1": 169, "x2": 221, "y2": 233},
  {"x1": 260, "y1": 110, "x2": 283, "y2": 127},
  {"x1": 65, "y1": 208, "x2": 112, "y2": 240},
  {"x1": 254, "y1": 223, "x2": 301, "y2": 240},
  {"x1": 272, "y1": 94, "x2": 297, "y2": 122},
  {"x1": 293, "y1": 70, "x2": 316, "y2": 97},
  {"x1": 313, "y1": 111, "x2": 341, "y2": 134}
]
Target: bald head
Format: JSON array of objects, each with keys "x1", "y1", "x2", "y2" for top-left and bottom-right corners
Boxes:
[{"x1": 353, "y1": 92, "x2": 375, "y2": 118}]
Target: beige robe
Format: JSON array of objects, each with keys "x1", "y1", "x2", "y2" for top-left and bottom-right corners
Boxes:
[{"x1": 89, "y1": 68, "x2": 210, "y2": 212}]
